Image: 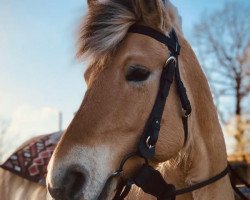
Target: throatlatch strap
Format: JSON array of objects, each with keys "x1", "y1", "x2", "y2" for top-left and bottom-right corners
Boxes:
[
  {"x1": 169, "y1": 28, "x2": 192, "y2": 116},
  {"x1": 175, "y1": 59, "x2": 191, "y2": 117},
  {"x1": 182, "y1": 116, "x2": 189, "y2": 144},
  {"x1": 173, "y1": 166, "x2": 229, "y2": 196},
  {"x1": 113, "y1": 165, "x2": 229, "y2": 200},
  {"x1": 135, "y1": 165, "x2": 229, "y2": 200}
]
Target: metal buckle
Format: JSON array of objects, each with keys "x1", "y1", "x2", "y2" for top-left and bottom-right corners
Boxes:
[
  {"x1": 146, "y1": 136, "x2": 155, "y2": 149},
  {"x1": 164, "y1": 56, "x2": 177, "y2": 68},
  {"x1": 111, "y1": 170, "x2": 122, "y2": 177},
  {"x1": 182, "y1": 109, "x2": 191, "y2": 118},
  {"x1": 114, "y1": 152, "x2": 148, "y2": 176}
]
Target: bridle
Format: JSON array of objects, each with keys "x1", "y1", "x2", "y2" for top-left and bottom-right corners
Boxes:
[{"x1": 98, "y1": 24, "x2": 229, "y2": 200}]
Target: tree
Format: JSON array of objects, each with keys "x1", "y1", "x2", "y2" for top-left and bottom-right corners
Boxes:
[{"x1": 194, "y1": 2, "x2": 250, "y2": 154}]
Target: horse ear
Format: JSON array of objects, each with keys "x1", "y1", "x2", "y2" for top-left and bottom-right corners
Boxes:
[
  {"x1": 87, "y1": 0, "x2": 97, "y2": 6},
  {"x1": 133, "y1": 0, "x2": 167, "y2": 29}
]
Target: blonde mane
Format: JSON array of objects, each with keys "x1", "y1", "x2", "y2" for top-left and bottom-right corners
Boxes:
[{"x1": 77, "y1": 0, "x2": 182, "y2": 66}]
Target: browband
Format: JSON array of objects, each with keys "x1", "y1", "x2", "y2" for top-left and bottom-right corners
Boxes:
[{"x1": 128, "y1": 25, "x2": 181, "y2": 55}]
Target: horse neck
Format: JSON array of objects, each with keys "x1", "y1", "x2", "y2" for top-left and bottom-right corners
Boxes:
[
  {"x1": 175, "y1": 41, "x2": 234, "y2": 199},
  {"x1": 182, "y1": 109, "x2": 234, "y2": 200}
]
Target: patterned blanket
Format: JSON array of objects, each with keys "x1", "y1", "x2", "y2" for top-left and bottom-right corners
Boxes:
[{"x1": 1, "y1": 131, "x2": 62, "y2": 185}]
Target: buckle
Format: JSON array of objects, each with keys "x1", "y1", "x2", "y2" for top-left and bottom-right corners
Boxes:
[
  {"x1": 146, "y1": 136, "x2": 155, "y2": 149},
  {"x1": 182, "y1": 109, "x2": 191, "y2": 118},
  {"x1": 164, "y1": 56, "x2": 177, "y2": 68}
]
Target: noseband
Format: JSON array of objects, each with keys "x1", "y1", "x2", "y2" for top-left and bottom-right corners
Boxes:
[{"x1": 100, "y1": 25, "x2": 229, "y2": 200}]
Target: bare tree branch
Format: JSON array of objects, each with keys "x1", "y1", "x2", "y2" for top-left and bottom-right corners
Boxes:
[{"x1": 193, "y1": 1, "x2": 250, "y2": 154}]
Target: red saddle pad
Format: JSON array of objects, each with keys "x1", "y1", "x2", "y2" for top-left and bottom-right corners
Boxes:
[{"x1": 1, "y1": 131, "x2": 62, "y2": 185}]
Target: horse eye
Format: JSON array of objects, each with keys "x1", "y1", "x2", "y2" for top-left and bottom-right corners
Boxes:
[{"x1": 126, "y1": 66, "x2": 151, "y2": 82}]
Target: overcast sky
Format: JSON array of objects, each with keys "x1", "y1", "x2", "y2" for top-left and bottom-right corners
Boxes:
[{"x1": 0, "y1": 0, "x2": 248, "y2": 158}]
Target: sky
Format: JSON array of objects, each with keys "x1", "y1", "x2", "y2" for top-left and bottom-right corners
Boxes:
[{"x1": 0, "y1": 0, "x2": 249, "y2": 159}]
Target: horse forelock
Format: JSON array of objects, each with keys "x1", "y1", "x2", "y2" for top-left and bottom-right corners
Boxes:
[{"x1": 77, "y1": 0, "x2": 183, "y2": 68}]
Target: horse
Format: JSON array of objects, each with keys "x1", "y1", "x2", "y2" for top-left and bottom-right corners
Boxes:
[{"x1": 0, "y1": 0, "x2": 235, "y2": 199}]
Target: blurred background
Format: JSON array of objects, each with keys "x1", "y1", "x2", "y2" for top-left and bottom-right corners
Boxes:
[{"x1": 0, "y1": 0, "x2": 249, "y2": 168}]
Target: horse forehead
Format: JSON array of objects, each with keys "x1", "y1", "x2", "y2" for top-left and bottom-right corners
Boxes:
[{"x1": 120, "y1": 33, "x2": 168, "y2": 60}]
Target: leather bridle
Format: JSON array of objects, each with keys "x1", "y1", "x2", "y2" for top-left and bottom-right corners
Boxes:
[{"x1": 99, "y1": 25, "x2": 229, "y2": 200}]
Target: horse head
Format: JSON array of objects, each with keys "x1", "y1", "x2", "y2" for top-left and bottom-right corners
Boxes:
[{"x1": 47, "y1": 1, "x2": 231, "y2": 200}]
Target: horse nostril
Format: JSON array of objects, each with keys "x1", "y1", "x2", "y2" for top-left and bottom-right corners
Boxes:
[
  {"x1": 65, "y1": 171, "x2": 86, "y2": 198},
  {"x1": 48, "y1": 184, "x2": 65, "y2": 199},
  {"x1": 48, "y1": 171, "x2": 86, "y2": 200}
]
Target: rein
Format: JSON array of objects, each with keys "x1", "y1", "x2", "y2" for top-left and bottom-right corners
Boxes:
[{"x1": 100, "y1": 25, "x2": 230, "y2": 200}]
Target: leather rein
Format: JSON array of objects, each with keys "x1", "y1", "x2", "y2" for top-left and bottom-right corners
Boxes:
[{"x1": 99, "y1": 25, "x2": 230, "y2": 200}]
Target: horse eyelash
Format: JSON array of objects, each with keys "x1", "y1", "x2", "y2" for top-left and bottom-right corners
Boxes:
[{"x1": 126, "y1": 66, "x2": 151, "y2": 82}]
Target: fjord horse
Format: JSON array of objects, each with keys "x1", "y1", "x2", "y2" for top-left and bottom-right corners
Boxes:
[{"x1": 0, "y1": 0, "x2": 234, "y2": 199}]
